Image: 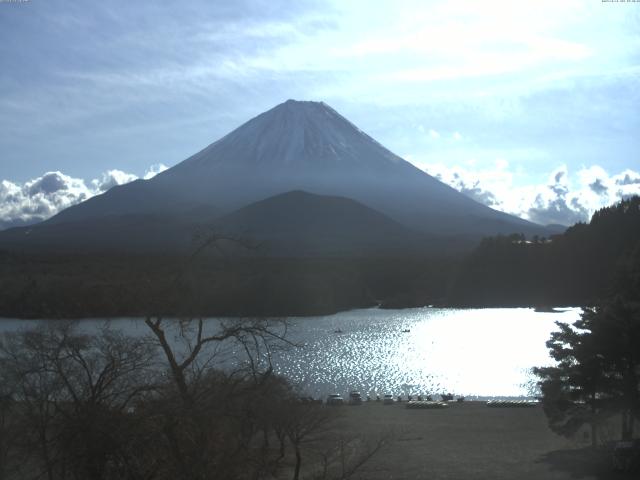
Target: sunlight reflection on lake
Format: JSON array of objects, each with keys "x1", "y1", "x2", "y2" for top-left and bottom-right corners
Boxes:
[
  {"x1": 277, "y1": 307, "x2": 580, "y2": 399},
  {"x1": 0, "y1": 307, "x2": 580, "y2": 399}
]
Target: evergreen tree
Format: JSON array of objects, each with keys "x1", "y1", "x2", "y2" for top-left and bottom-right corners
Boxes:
[
  {"x1": 535, "y1": 299, "x2": 640, "y2": 444},
  {"x1": 583, "y1": 298, "x2": 640, "y2": 440},
  {"x1": 534, "y1": 314, "x2": 611, "y2": 446}
]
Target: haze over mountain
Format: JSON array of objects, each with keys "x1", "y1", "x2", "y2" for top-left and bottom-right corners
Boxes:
[
  {"x1": 0, "y1": 191, "x2": 427, "y2": 256},
  {"x1": 0, "y1": 100, "x2": 554, "y2": 254},
  {"x1": 214, "y1": 190, "x2": 426, "y2": 256}
]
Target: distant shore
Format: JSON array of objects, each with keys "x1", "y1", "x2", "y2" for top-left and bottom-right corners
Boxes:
[{"x1": 0, "y1": 303, "x2": 580, "y2": 321}]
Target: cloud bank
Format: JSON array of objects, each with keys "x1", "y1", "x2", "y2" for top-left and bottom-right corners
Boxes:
[
  {"x1": 421, "y1": 161, "x2": 640, "y2": 227},
  {"x1": 0, "y1": 164, "x2": 167, "y2": 230},
  {"x1": 1, "y1": 160, "x2": 638, "y2": 231},
  {"x1": 1, "y1": 0, "x2": 637, "y2": 187}
]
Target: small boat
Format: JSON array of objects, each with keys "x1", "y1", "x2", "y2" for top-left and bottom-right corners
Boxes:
[
  {"x1": 402, "y1": 329, "x2": 411, "y2": 333},
  {"x1": 333, "y1": 328, "x2": 344, "y2": 334},
  {"x1": 348, "y1": 391, "x2": 363, "y2": 405},
  {"x1": 406, "y1": 401, "x2": 449, "y2": 409}
]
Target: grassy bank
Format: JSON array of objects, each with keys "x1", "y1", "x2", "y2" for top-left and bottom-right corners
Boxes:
[{"x1": 307, "y1": 401, "x2": 632, "y2": 480}]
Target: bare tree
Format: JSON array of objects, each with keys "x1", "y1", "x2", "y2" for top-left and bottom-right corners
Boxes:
[
  {"x1": 0, "y1": 232, "x2": 392, "y2": 480},
  {"x1": 0, "y1": 322, "x2": 157, "y2": 480},
  {"x1": 314, "y1": 433, "x2": 391, "y2": 480},
  {"x1": 0, "y1": 383, "x2": 16, "y2": 480},
  {"x1": 283, "y1": 401, "x2": 337, "y2": 480},
  {"x1": 140, "y1": 313, "x2": 297, "y2": 479},
  {"x1": 134, "y1": 232, "x2": 302, "y2": 478}
]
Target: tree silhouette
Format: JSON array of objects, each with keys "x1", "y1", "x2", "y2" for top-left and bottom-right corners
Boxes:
[
  {"x1": 535, "y1": 298, "x2": 640, "y2": 444},
  {"x1": 0, "y1": 322, "x2": 157, "y2": 480}
]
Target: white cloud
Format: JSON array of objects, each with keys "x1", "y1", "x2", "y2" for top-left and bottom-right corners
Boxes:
[
  {"x1": 0, "y1": 163, "x2": 168, "y2": 230},
  {"x1": 143, "y1": 163, "x2": 169, "y2": 179},
  {"x1": 615, "y1": 169, "x2": 640, "y2": 186},
  {"x1": 428, "y1": 129, "x2": 440, "y2": 140},
  {"x1": 420, "y1": 160, "x2": 640, "y2": 227},
  {"x1": 0, "y1": 172, "x2": 93, "y2": 230},
  {"x1": 1, "y1": 157, "x2": 638, "y2": 232},
  {"x1": 91, "y1": 169, "x2": 138, "y2": 192},
  {"x1": 525, "y1": 166, "x2": 590, "y2": 226}
]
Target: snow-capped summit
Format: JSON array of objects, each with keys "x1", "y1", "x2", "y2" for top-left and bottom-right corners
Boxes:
[
  {"x1": 43, "y1": 99, "x2": 544, "y2": 239},
  {"x1": 171, "y1": 99, "x2": 401, "y2": 172}
]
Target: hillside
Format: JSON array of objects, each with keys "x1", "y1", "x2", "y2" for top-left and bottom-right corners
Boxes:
[
  {"x1": 0, "y1": 190, "x2": 432, "y2": 256},
  {"x1": 449, "y1": 196, "x2": 640, "y2": 306},
  {"x1": 214, "y1": 190, "x2": 428, "y2": 256}
]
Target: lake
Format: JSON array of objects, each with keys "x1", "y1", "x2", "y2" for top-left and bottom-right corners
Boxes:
[{"x1": 0, "y1": 307, "x2": 580, "y2": 399}]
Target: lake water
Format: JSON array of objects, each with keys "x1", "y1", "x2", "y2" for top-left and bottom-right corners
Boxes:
[{"x1": 0, "y1": 307, "x2": 580, "y2": 399}]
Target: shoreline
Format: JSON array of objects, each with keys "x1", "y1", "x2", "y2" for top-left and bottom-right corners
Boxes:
[{"x1": 0, "y1": 304, "x2": 581, "y2": 321}]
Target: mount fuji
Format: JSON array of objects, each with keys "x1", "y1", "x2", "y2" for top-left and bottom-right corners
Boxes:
[{"x1": 1, "y1": 100, "x2": 551, "y2": 254}]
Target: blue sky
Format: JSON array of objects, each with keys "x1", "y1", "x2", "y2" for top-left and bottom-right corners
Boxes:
[{"x1": 1, "y1": 0, "x2": 639, "y2": 228}]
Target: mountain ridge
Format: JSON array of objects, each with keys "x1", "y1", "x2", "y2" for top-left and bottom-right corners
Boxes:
[
  {"x1": 214, "y1": 190, "x2": 428, "y2": 256},
  {"x1": 0, "y1": 190, "x2": 433, "y2": 255},
  {"x1": 3, "y1": 99, "x2": 553, "y2": 252}
]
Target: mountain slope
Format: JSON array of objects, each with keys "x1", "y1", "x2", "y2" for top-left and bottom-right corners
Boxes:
[
  {"x1": 214, "y1": 190, "x2": 427, "y2": 256},
  {"x1": 0, "y1": 212, "x2": 203, "y2": 253},
  {"x1": 0, "y1": 191, "x2": 428, "y2": 256},
  {"x1": 42, "y1": 100, "x2": 545, "y2": 239}
]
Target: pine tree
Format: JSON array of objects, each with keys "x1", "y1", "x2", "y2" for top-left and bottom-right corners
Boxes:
[{"x1": 535, "y1": 299, "x2": 640, "y2": 444}]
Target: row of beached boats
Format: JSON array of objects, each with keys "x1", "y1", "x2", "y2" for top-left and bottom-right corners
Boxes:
[
  {"x1": 326, "y1": 391, "x2": 465, "y2": 406},
  {"x1": 486, "y1": 399, "x2": 538, "y2": 408},
  {"x1": 324, "y1": 392, "x2": 539, "y2": 408},
  {"x1": 407, "y1": 399, "x2": 539, "y2": 409}
]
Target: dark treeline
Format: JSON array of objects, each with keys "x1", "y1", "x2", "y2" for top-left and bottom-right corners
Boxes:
[
  {"x1": 529, "y1": 200, "x2": 640, "y2": 457},
  {"x1": 0, "y1": 252, "x2": 456, "y2": 318},
  {"x1": 1, "y1": 196, "x2": 638, "y2": 318},
  {"x1": 450, "y1": 196, "x2": 640, "y2": 307}
]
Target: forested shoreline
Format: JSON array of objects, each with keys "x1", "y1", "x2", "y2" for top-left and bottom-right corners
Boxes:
[
  {"x1": 0, "y1": 253, "x2": 454, "y2": 318},
  {"x1": 449, "y1": 196, "x2": 640, "y2": 307},
  {"x1": 1, "y1": 197, "x2": 638, "y2": 319}
]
